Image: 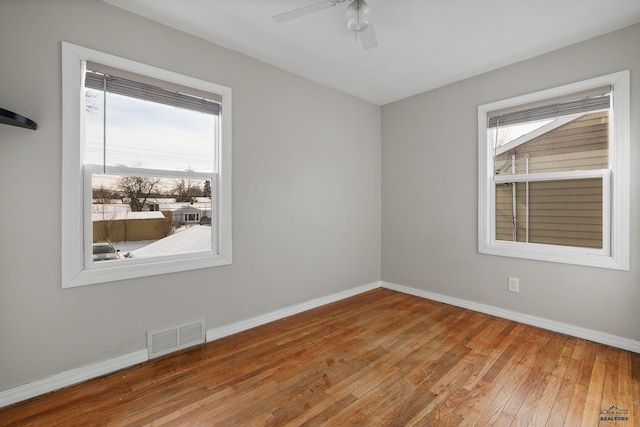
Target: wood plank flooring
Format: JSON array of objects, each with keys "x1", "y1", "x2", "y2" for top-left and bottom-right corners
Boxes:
[{"x1": 1, "y1": 288, "x2": 638, "y2": 426}]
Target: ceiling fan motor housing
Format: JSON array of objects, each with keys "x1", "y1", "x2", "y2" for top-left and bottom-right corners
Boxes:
[{"x1": 345, "y1": 0, "x2": 371, "y2": 32}]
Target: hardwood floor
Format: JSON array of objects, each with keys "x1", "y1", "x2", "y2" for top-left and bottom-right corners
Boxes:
[{"x1": 1, "y1": 288, "x2": 638, "y2": 426}]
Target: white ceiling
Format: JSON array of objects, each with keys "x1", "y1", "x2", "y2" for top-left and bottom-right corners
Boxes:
[{"x1": 104, "y1": 0, "x2": 640, "y2": 105}]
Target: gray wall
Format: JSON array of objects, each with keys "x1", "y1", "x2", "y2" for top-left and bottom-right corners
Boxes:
[
  {"x1": 0, "y1": 0, "x2": 381, "y2": 391},
  {"x1": 382, "y1": 24, "x2": 639, "y2": 341},
  {"x1": 1, "y1": 0, "x2": 637, "y2": 396}
]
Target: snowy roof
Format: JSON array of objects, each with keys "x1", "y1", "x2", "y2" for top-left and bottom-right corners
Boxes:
[
  {"x1": 92, "y1": 210, "x2": 165, "y2": 222},
  {"x1": 127, "y1": 225, "x2": 212, "y2": 258},
  {"x1": 147, "y1": 198, "x2": 212, "y2": 211},
  {"x1": 494, "y1": 113, "x2": 585, "y2": 156}
]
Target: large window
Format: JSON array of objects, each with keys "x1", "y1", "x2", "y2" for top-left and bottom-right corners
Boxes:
[
  {"x1": 478, "y1": 72, "x2": 629, "y2": 270},
  {"x1": 62, "y1": 42, "x2": 232, "y2": 287}
]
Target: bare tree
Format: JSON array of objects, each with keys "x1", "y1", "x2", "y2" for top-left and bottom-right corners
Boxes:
[
  {"x1": 172, "y1": 179, "x2": 203, "y2": 203},
  {"x1": 92, "y1": 184, "x2": 116, "y2": 242},
  {"x1": 93, "y1": 184, "x2": 116, "y2": 204},
  {"x1": 161, "y1": 210, "x2": 175, "y2": 237},
  {"x1": 85, "y1": 90, "x2": 101, "y2": 115},
  {"x1": 117, "y1": 176, "x2": 162, "y2": 212}
]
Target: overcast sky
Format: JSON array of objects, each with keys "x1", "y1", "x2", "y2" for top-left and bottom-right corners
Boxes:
[{"x1": 85, "y1": 89, "x2": 216, "y2": 173}]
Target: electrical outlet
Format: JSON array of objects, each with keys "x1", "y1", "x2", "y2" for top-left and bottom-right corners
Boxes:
[{"x1": 508, "y1": 277, "x2": 519, "y2": 293}]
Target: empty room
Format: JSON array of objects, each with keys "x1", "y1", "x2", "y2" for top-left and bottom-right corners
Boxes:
[{"x1": 0, "y1": 0, "x2": 638, "y2": 425}]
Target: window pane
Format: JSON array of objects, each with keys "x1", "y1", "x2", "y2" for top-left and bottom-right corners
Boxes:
[
  {"x1": 495, "y1": 178, "x2": 603, "y2": 248},
  {"x1": 92, "y1": 174, "x2": 214, "y2": 261},
  {"x1": 84, "y1": 89, "x2": 216, "y2": 172},
  {"x1": 490, "y1": 119, "x2": 553, "y2": 148},
  {"x1": 494, "y1": 111, "x2": 608, "y2": 176}
]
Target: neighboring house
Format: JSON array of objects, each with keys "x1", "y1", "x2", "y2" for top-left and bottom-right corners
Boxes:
[
  {"x1": 92, "y1": 207, "x2": 168, "y2": 243},
  {"x1": 173, "y1": 205, "x2": 208, "y2": 226},
  {"x1": 494, "y1": 111, "x2": 607, "y2": 248},
  {"x1": 93, "y1": 198, "x2": 213, "y2": 242},
  {"x1": 142, "y1": 202, "x2": 161, "y2": 212},
  {"x1": 143, "y1": 198, "x2": 213, "y2": 225}
]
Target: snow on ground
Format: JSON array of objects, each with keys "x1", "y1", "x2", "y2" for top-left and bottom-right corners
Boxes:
[
  {"x1": 126, "y1": 225, "x2": 212, "y2": 258},
  {"x1": 112, "y1": 240, "x2": 155, "y2": 254}
]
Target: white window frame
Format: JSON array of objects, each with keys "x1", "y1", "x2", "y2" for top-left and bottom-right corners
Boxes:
[
  {"x1": 478, "y1": 71, "x2": 629, "y2": 270},
  {"x1": 62, "y1": 42, "x2": 232, "y2": 287}
]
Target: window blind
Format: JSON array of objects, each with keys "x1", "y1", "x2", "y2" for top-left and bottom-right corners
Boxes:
[
  {"x1": 488, "y1": 90, "x2": 610, "y2": 128},
  {"x1": 85, "y1": 71, "x2": 221, "y2": 116}
]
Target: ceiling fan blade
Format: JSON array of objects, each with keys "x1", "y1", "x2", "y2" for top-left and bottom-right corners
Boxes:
[
  {"x1": 360, "y1": 21, "x2": 377, "y2": 50},
  {"x1": 273, "y1": 0, "x2": 342, "y2": 23}
]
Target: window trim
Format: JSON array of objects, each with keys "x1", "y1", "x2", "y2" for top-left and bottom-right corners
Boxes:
[
  {"x1": 62, "y1": 42, "x2": 232, "y2": 287},
  {"x1": 477, "y1": 71, "x2": 629, "y2": 270}
]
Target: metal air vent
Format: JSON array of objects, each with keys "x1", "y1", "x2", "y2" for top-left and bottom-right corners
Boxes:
[{"x1": 147, "y1": 319, "x2": 206, "y2": 359}]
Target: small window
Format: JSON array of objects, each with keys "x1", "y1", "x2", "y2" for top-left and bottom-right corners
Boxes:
[
  {"x1": 478, "y1": 72, "x2": 629, "y2": 270},
  {"x1": 62, "y1": 43, "x2": 232, "y2": 287}
]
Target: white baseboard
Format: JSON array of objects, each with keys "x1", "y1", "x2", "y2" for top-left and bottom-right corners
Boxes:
[
  {"x1": 206, "y1": 281, "x2": 382, "y2": 342},
  {"x1": 3, "y1": 279, "x2": 636, "y2": 409},
  {"x1": 0, "y1": 281, "x2": 381, "y2": 409},
  {"x1": 382, "y1": 281, "x2": 640, "y2": 354},
  {"x1": 0, "y1": 350, "x2": 148, "y2": 409}
]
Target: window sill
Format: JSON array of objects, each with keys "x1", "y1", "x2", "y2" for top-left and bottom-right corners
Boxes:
[
  {"x1": 478, "y1": 241, "x2": 628, "y2": 271},
  {"x1": 63, "y1": 253, "x2": 232, "y2": 288}
]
